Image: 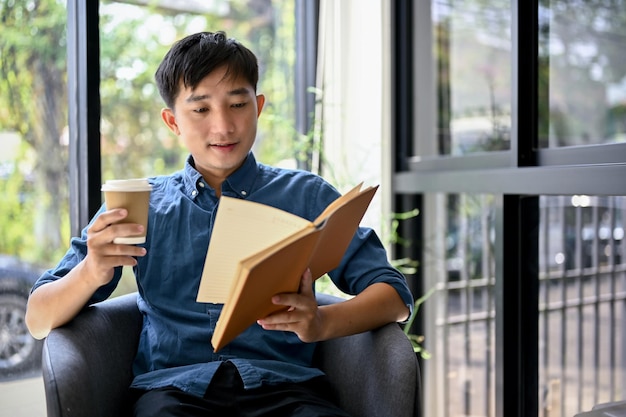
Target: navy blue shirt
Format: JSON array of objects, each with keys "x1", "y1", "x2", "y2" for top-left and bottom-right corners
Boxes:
[{"x1": 33, "y1": 153, "x2": 414, "y2": 398}]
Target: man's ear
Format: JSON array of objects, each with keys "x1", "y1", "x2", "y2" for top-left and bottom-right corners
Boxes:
[
  {"x1": 161, "y1": 108, "x2": 180, "y2": 135},
  {"x1": 256, "y1": 94, "x2": 266, "y2": 117}
]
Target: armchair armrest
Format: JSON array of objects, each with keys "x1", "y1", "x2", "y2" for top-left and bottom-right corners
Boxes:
[
  {"x1": 314, "y1": 293, "x2": 421, "y2": 417},
  {"x1": 42, "y1": 292, "x2": 142, "y2": 417}
]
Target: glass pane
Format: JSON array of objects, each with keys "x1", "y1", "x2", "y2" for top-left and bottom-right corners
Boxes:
[
  {"x1": 422, "y1": 193, "x2": 497, "y2": 416},
  {"x1": 433, "y1": 1, "x2": 512, "y2": 156},
  {"x1": 538, "y1": 2, "x2": 626, "y2": 147},
  {"x1": 0, "y1": 0, "x2": 68, "y2": 414},
  {"x1": 539, "y1": 195, "x2": 626, "y2": 416}
]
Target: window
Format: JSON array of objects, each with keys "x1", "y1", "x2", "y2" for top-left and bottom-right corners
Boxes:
[
  {"x1": 539, "y1": 195, "x2": 626, "y2": 416},
  {"x1": 433, "y1": 0, "x2": 512, "y2": 157},
  {"x1": 393, "y1": 1, "x2": 626, "y2": 416},
  {"x1": 538, "y1": 2, "x2": 626, "y2": 148},
  {"x1": 421, "y1": 193, "x2": 497, "y2": 416},
  {"x1": 0, "y1": 0, "x2": 68, "y2": 414}
]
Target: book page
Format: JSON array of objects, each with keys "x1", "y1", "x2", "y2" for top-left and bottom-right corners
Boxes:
[{"x1": 197, "y1": 197, "x2": 312, "y2": 303}]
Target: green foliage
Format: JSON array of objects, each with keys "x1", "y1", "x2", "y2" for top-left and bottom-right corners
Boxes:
[
  {"x1": 0, "y1": 163, "x2": 35, "y2": 260},
  {"x1": 386, "y1": 209, "x2": 420, "y2": 275},
  {"x1": 376, "y1": 207, "x2": 432, "y2": 358},
  {"x1": 0, "y1": 0, "x2": 68, "y2": 265},
  {"x1": 403, "y1": 286, "x2": 436, "y2": 359},
  {"x1": 315, "y1": 274, "x2": 350, "y2": 300}
]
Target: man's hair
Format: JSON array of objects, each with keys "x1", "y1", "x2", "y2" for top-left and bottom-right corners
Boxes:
[{"x1": 155, "y1": 31, "x2": 259, "y2": 109}]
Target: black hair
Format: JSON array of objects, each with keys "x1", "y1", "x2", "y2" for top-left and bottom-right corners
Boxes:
[{"x1": 155, "y1": 31, "x2": 259, "y2": 109}]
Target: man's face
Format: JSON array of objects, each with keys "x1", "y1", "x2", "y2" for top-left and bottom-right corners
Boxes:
[{"x1": 161, "y1": 66, "x2": 265, "y2": 187}]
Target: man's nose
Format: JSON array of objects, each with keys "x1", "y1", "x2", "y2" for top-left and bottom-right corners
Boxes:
[{"x1": 210, "y1": 109, "x2": 235, "y2": 134}]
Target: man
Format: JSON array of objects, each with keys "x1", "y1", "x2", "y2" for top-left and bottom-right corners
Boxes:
[{"x1": 26, "y1": 31, "x2": 413, "y2": 416}]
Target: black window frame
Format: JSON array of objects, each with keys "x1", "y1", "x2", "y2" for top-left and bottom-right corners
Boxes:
[{"x1": 67, "y1": 0, "x2": 102, "y2": 236}]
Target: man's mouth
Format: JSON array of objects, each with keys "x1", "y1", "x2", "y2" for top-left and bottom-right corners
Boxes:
[{"x1": 209, "y1": 142, "x2": 237, "y2": 149}]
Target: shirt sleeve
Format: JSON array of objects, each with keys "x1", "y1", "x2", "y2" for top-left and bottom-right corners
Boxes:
[
  {"x1": 30, "y1": 204, "x2": 124, "y2": 305},
  {"x1": 312, "y1": 180, "x2": 415, "y2": 319}
]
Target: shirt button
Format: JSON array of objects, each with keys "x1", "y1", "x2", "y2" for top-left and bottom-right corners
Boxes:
[
  {"x1": 241, "y1": 190, "x2": 247, "y2": 196},
  {"x1": 198, "y1": 182, "x2": 205, "y2": 188},
  {"x1": 191, "y1": 190, "x2": 198, "y2": 197}
]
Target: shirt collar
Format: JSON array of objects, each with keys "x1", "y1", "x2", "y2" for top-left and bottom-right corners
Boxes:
[
  {"x1": 223, "y1": 152, "x2": 257, "y2": 197},
  {"x1": 183, "y1": 157, "x2": 203, "y2": 197},
  {"x1": 182, "y1": 152, "x2": 258, "y2": 198}
]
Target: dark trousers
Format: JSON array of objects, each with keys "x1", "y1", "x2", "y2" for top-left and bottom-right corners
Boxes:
[{"x1": 132, "y1": 362, "x2": 352, "y2": 417}]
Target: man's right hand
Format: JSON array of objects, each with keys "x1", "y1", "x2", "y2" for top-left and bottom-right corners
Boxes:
[
  {"x1": 83, "y1": 208, "x2": 147, "y2": 287},
  {"x1": 25, "y1": 209, "x2": 147, "y2": 339}
]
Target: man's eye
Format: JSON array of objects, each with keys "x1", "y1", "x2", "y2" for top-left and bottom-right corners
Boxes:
[
  {"x1": 232, "y1": 102, "x2": 246, "y2": 108},
  {"x1": 194, "y1": 107, "x2": 209, "y2": 113}
]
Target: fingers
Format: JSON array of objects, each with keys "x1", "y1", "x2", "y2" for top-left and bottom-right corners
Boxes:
[
  {"x1": 83, "y1": 209, "x2": 147, "y2": 286},
  {"x1": 298, "y1": 268, "x2": 314, "y2": 296},
  {"x1": 257, "y1": 269, "x2": 321, "y2": 341},
  {"x1": 268, "y1": 269, "x2": 314, "y2": 315},
  {"x1": 89, "y1": 208, "x2": 146, "y2": 247},
  {"x1": 90, "y1": 208, "x2": 128, "y2": 233}
]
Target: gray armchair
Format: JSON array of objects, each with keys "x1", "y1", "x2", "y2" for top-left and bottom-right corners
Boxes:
[{"x1": 42, "y1": 292, "x2": 421, "y2": 417}]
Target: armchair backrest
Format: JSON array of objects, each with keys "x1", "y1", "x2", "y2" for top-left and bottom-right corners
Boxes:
[{"x1": 42, "y1": 292, "x2": 421, "y2": 417}]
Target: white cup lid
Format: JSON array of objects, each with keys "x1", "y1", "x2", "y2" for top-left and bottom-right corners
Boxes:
[{"x1": 101, "y1": 178, "x2": 152, "y2": 192}]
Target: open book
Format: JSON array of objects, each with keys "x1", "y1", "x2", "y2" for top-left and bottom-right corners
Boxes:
[{"x1": 196, "y1": 182, "x2": 378, "y2": 352}]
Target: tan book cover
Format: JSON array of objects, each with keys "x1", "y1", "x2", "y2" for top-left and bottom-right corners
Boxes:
[{"x1": 196, "y1": 183, "x2": 378, "y2": 352}]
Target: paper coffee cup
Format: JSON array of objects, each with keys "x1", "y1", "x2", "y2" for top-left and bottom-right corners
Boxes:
[{"x1": 101, "y1": 179, "x2": 152, "y2": 244}]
